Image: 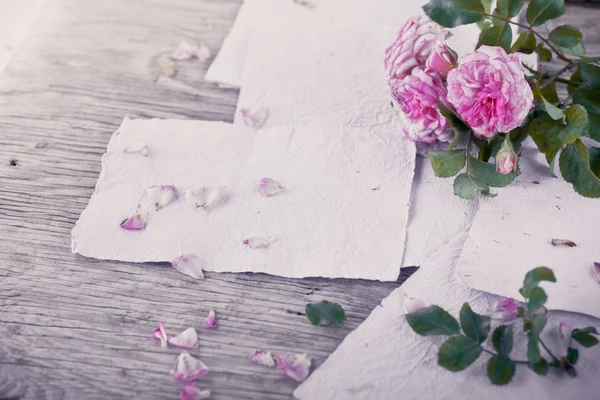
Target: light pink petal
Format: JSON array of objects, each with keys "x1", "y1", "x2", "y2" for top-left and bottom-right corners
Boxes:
[
  {"x1": 593, "y1": 262, "x2": 600, "y2": 284},
  {"x1": 152, "y1": 322, "x2": 168, "y2": 347},
  {"x1": 180, "y1": 382, "x2": 211, "y2": 400},
  {"x1": 257, "y1": 177, "x2": 284, "y2": 197},
  {"x1": 146, "y1": 185, "x2": 178, "y2": 210},
  {"x1": 403, "y1": 296, "x2": 427, "y2": 314},
  {"x1": 170, "y1": 351, "x2": 209, "y2": 382},
  {"x1": 120, "y1": 215, "x2": 146, "y2": 231},
  {"x1": 275, "y1": 353, "x2": 312, "y2": 382},
  {"x1": 123, "y1": 142, "x2": 150, "y2": 157},
  {"x1": 34, "y1": 142, "x2": 48, "y2": 149},
  {"x1": 203, "y1": 308, "x2": 216, "y2": 329},
  {"x1": 171, "y1": 41, "x2": 211, "y2": 62},
  {"x1": 195, "y1": 45, "x2": 211, "y2": 62},
  {"x1": 171, "y1": 254, "x2": 206, "y2": 279},
  {"x1": 243, "y1": 236, "x2": 275, "y2": 249},
  {"x1": 492, "y1": 297, "x2": 519, "y2": 321},
  {"x1": 249, "y1": 350, "x2": 275, "y2": 367},
  {"x1": 168, "y1": 327, "x2": 199, "y2": 349},
  {"x1": 559, "y1": 322, "x2": 570, "y2": 339},
  {"x1": 185, "y1": 187, "x2": 224, "y2": 210},
  {"x1": 240, "y1": 106, "x2": 269, "y2": 128}
]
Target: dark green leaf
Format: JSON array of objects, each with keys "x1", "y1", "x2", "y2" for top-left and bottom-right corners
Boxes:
[
  {"x1": 526, "y1": 0, "x2": 564, "y2": 26},
  {"x1": 568, "y1": 69, "x2": 583, "y2": 96},
  {"x1": 428, "y1": 150, "x2": 466, "y2": 178},
  {"x1": 527, "y1": 287, "x2": 548, "y2": 313},
  {"x1": 548, "y1": 25, "x2": 583, "y2": 49},
  {"x1": 573, "y1": 86, "x2": 600, "y2": 141},
  {"x1": 535, "y1": 44, "x2": 552, "y2": 62},
  {"x1": 511, "y1": 31, "x2": 536, "y2": 54},
  {"x1": 460, "y1": 303, "x2": 491, "y2": 344},
  {"x1": 572, "y1": 329, "x2": 599, "y2": 347},
  {"x1": 522, "y1": 267, "x2": 556, "y2": 294},
  {"x1": 438, "y1": 335, "x2": 483, "y2": 371},
  {"x1": 492, "y1": 325, "x2": 514, "y2": 355},
  {"x1": 541, "y1": 80, "x2": 560, "y2": 104},
  {"x1": 496, "y1": 0, "x2": 524, "y2": 18},
  {"x1": 527, "y1": 315, "x2": 547, "y2": 363},
  {"x1": 533, "y1": 86, "x2": 564, "y2": 120},
  {"x1": 437, "y1": 101, "x2": 471, "y2": 151},
  {"x1": 574, "y1": 327, "x2": 598, "y2": 334},
  {"x1": 560, "y1": 140, "x2": 600, "y2": 198},
  {"x1": 453, "y1": 173, "x2": 490, "y2": 199},
  {"x1": 477, "y1": 24, "x2": 512, "y2": 52},
  {"x1": 487, "y1": 355, "x2": 516, "y2": 385},
  {"x1": 481, "y1": 0, "x2": 493, "y2": 13},
  {"x1": 567, "y1": 347, "x2": 579, "y2": 364},
  {"x1": 528, "y1": 359, "x2": 549, "y2": 375},
  {"x1": 559, "y1": 42, "x2": 585, "y2": 57},
  {"x1": 423, "y1": 0, "x2": 485, "y2": 28},
  {"x1": 509, "y1": 127, "x2": 529, "y2": 151},
  {"x1": 468, "y1": 156, "x2": 518, "y2": 187},
  {"x1": 590, "y1": 147, "x2": 600, "y2": 177},
  {"x1": 406, "y1": 305, "x2": 460, "y2": 336},
  {"x1": 580, "y1": 64, "x2": 600, "y2": 90},
  {"x1": 305, "y1": 300, "x2": 346, "y2": 326}
]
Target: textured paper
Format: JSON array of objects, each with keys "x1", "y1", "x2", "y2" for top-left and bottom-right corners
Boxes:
[
  {"x1": 295, "y1": 232, "x2": 600, "y2": 399},
  {"x1": 457, "y1": 144, "x2": 600, "y2": 318},
  {"x1": 72, "y1": 118, "x2": 415, "y2": 280}
]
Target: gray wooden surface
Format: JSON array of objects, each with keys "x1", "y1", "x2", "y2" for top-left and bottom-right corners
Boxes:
[{"x1": 0, "y1": 1, "x2": 598, "y2": 399}]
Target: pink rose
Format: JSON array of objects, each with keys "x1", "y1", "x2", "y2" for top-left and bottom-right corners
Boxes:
[
  {"x1": 392, "y1": 68, "x2": 454, "y2": 144},
  {"x1": 446, "y1": 46, "x2": 534, "y2": 140},
  {"x1": 385, "y1": 16, "x2": 451, "y2": 87},
  {"x1": 496, "y1": 139, "x2": 518, "y2": 175},
  {"x1": 425, "y1": 42, "x2": 457, "y2": 78}
]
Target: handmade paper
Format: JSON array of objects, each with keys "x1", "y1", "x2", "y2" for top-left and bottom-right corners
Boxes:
[
  {"x1": 456, "y1": 144, "x2": 600, "y2": 318},
  {"x1": 72, "y1": 117, "x2": 415, "y2": 280},
  {"x1": 295, "y1": 233, "x2": 600, "y2": 399}
]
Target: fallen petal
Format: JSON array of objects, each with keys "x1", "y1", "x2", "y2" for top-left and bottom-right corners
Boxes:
[
  {"x1": 146, "y1": 185, "x2": 178, "y2": 210},
  {"x1": 170, "y1": 351, "x2": 209, "y2": 382},
  {"x1": 195, "y1": 45, "x2": 211, "y2": 62},
  {"x1": 243, "y1": 236, "x2": 274, "y2": 249},
  {"x1": 185, "y1": 187, "x2": 224, "y2": 210},
  {"x1": 123, "y1": 142, "x2": 150, "y2": 157},
  {"x1": 171, "y1": 41, "x2": 211, "y2": 62},
  {"x1": 203, "y1": 308, "x2": 216, "y2": 329},
  {"x1": 492, "y1": 297, "x2": 519, "y2": 321},
  {"x1": 120, "y1": 215, "x2": 146, "y2": 231},
  {"x1": 240, "y1": 106, "x2": 269, "y2": 128},
  {"x1": 257, "y1": 177, "x2": 284, "y2": 197},
  {"x1": 275, "y1": 353, "x2": 312, "y2": 382},
  {"x1": 249, "y1": 350, "x2": 275, "y2": 367},
  {"x1": 593, "y1": 262, "x2": 600, "y2": 284},
  {"x1": 180, "y1": 382, "x2": 211, "y2": 400},
  {"x1": 34, "y1": 142, "x2": 48, "y2": 149},
  {"x1": 550, "y1": 239, "x2": 577, "y2": 247},
  {"x1": 168, "y1": 327, "x2": 199, "y2": 349},
  {"x1": 171, "y1": 254, "x2": 206, "y2": 279},
  {"x1": 403, "y1": 296, "x2": 427, "y2": 314},
  {"x1": 559, "y1": 322, "x2": 570, "y2": 339},
  {"x1": 152, "y1": 322, "x2": 168, "y2": 348}
]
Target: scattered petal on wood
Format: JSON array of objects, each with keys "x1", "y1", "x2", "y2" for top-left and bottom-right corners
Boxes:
[
  {"x1": 203, "y1": 308, "x2": 216, "y2": 329},
  {"x1": 240, "y1": 106, "x2": 269, "y2": 128},
  {"x1": 249, "y1": 350, "x2": 275, "y2": 367},
  {"x1": 120, "y1": 215, "x2": 146, "y2": 231},
  {"x1": 34, "y1": 142, "x2": 48, "y2": 149},
  {"x1": 185, "y1": 187, "x2": 224, "y2": 210},
  {"x1": 559, "y1": 322, "x2": 570, "y2": 339},
  {"x1": 152, "y1": 322, "x2": 168, "y2": 347},
  {"x1": 550, "y1": 239, "x2": 577, "y2": 247},
  {"x1": 257, "y1": 178, "x2": 284, "y2": 197},
  {"x1": 171, "y1": 254, "x2": 206, "y2": 279},
  {"x1": 170, "y1": 41, "x2": 211, "y2": 62},
  {"x1": 275, "y1": 353, "x2": 312, "y2": 382},
  {"x1": 170, "y1": 351, "x2": 209, "y2": 382},
  {"x1": 146, "y1": 185, "x2": 178, "y2": 210},
  {"x1": 180, "y1": 382, "x2": 211, "y2": 400},
  {"x1": 593, "y1": 262, "x2": 600, "y2": 284},
  {"x1": 403, "y1": 296, "x2": 427, "y2": 314},
  {"x1": 168, "y1": 327, "x2": 199, "y2": 349},
  {"x1": 243, "y1": 236, "x2": 275, "y2": 249},
  {"x1": 123, "y1": 142, "x2": 149, "y2": 157}
]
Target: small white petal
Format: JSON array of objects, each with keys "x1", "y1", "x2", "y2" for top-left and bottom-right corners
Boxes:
[
  {"x1": 559, "y1": 322, "x2": 570, "y2": 339},
  {"x1": 403, "y1": 296, "x2": 427, "y2": 314},
  {"x1": 203, "y1": 308, "x2": 217, "y2": 329},
  {"x1": 171, "y1": 254, "x2": 206, "y2": 279},
  {"x1": 275, "y1": 353, "x2": 311, "y2": 382},
  {"x1": 249, "y1": 350, "x2": 275, "y2": 367},
  {"x1": 240, "y1": 106, "x2": 269, "y2": 128},
  {"x1": 195, "y1": 45, "x2": 211, "y2": 62},
  {"x1": 168, "y1": 327, "x2": 199, "y2": 349},
  {"x1": 243, "y1": 236, "x2": 275, "y2": 249},
  {"x1": 152, "y1": 322, "x2": 168, "y2": 347},
  {"x1": 171, "y1": 41, "x2": 211, "y2": 62},
  {"x1": 146, "y1": 185, "x2": 178, "y2": 210},
  {"x1": 257, "y1": 178, "x2": 284, "y2": 197},
  {"x1": 170, "y1": 351, "x2": 209, "y2": 382},
  {"x1": 123, "y1": 142, "x2": 150, "y2": 157},
  {"x1": 185, "y1": 186, "x2": 224, "y2": 210}
]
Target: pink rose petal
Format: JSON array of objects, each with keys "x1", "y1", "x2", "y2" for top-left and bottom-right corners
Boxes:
[
  {"x1": 171, "y1": 41, "x2": 211, "y2": 62},
  {"x1": 593, "y1": 262, "x2": 600, "y2": 284},
  {"x1": 123, "y1": 142, "x2": 150, "y2": 157},
  {"x1": 170, "y1": 351, "x2": 209, "y2": 382},
  {"x1": 257, "y1": 177, "x2": 284, "y2": 197},
  {"x1": 559, "y1": 322, "x2": 570, "y2": 339},
  {"x1": 249, "y1": 350, "x2": 275, "y2": 367},
  {"x1": 171, "y1": 254, "x2": 206, "y2": 279},
  {"x1": 180, "y1": 382, "x2": 211, "y2": 400},
  {"x1": 240, "y1": 106, "x2": 269, "y2": 128},
  {"x1": 275, "y1": 353, "x2": 312, "y2": 382},
  {"x1": 152, "y1": 322, "x2": 168, "y2": 348},
  {"x1": 146, "y1": 185, "x2": 178, "y2": 210},
  {"x1": 168, "y1": 327, "x2": 199, "y2": 349},
  {"x1": 243, "y1": 236, "x2": 275, "y2": 249},
  {"x1": 492, "y1": 297, "x2": 519, "y2": 321},
  {"x1": 203, "y1": 308, "x2": 216, "y2": 329},
  {"x1": 185, "y1": 187, "x2": 224, "y2": 210},
  {"x1": 120, "y1": 215, "x2": 146, "y2": 231}
]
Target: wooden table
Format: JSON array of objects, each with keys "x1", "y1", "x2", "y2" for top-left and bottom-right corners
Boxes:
[{"x1": 0, "y1": 1, "x2": 598, "y2": 399}]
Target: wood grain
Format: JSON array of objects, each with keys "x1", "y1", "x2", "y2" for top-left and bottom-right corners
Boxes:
[{"x1": 0, "y1": 0, "x2": 598, "y2": 399}]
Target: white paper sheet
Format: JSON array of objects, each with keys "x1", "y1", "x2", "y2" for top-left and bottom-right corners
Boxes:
[
  {"x1": 72, "y1": 117, "x2": 415, "y2": 280},
  {"x1": 294, "y1": 232, "x2": 600, "y2": 399},
  {"x1": 456, "y1": 144, "x2": 600, "y2": 318}
]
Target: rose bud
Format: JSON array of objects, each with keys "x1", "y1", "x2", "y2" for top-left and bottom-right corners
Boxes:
[
  {"x1": 496, "y1": 138, "x2": 518, "y2": 175},
  {"x1": 425, "y1": 42, "x2": 457, "y2": 78}
]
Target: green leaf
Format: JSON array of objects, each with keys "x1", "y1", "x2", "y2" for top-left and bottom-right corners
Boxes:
[
  {"x1": 526, "y1": 0, "x2": 564, "y2": 26},
  {"x1": 560, "y1": 140, "x2": 600, "y2": 198},
  {"x1": 423, "y1": 0, "x2": 485, "y2": 28},
  {"x1": 467, "y1": 156, "x2": 518, "y2": 187},
  {"x1": 527, "y1": 314, "x2": 547, "y2": 363},
  {"x1": 428, "y1": 150, "x2": 466, "y2": 178},
  {"x1": 495, "y1": 0, "x2": 524, "y2": 18},
  {"x1": 305, "y1": 300, "x2": 346, "y2": 326},
  {"x1": 567, "y1": 347, "x2": 579, "y2": 364},
  {"x1": 574, "y1": 327, "x2": 598, "y2": 334},
  {"x1": 406, "y1": 305, "x2": 461, "y2": 336},
  {"x1": 580, "y1": 64, "x2": 600, "y2": 90},
  {"x1": 572, "y1": 329, "x2": 599, "y2": 347},
  {"x1": 568, "y1": 69, "x2": 583, "y2": 96},
  {"x1": 460, "y1": 303, "x2": 491, "y2": 344},
  {"x1": 573, "y1": 86, "x2": 600, "y2": 142},
  {"x1": 548, "y1": 25, "x2": 583, "y2": 49},
  {"x1": 533, "y1": 86, "x2": 564, "y2": 120},
  {"x1": 492, "y1": 325, "x2": 514, "y2": 356},
  {"x1": 453, "y1": 173, "x2": 490, "y2": 199},
  {"x1": 487, "y1": 355, "x2": 516, "y2": 385},
  {"x1": 559, "y1": 42, "x2": 585, "y2": 58},
  {"x1": 527, "y1": 287, "x2": 548, "y2": 313},
  {"x1": 511, "y1": 31, "x2": 536, "y2": 54},
  {"x1": 481, "y1": 0, "x2": 493, "y2": 13},
  {"x1": 541, "y1": 80, "x2": 560, "y2": 104},
  {"x1": 528, "y1": 359, "x2": 549, "y2": 375},
  {"x1": 535, "y1": 44, "x2": 552, "y2": 62},
  {"x1": 590, "y1": 147, "x2": 600, "y2": 177},
  {"x1": 522, "y1": 267, "x2": 556, "y2": 294},
  {"x1": 437, "y1": 101, "x2": 471, "y2": 151},
  {"x1": 477, "y1": 24, "x2": 512, "y2": 52},
  {"x1": 438, "y1": 335, "x2": 483, "y2": 371}
]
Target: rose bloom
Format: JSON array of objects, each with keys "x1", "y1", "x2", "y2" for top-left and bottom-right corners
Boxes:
[
  {"x1": 392, "y1": 68, "x2": 454, "y2": 144},
  {"x1": 446, "y1": 46, "x2": 534, "y2": 139},
  {"x1": 425, "y1": 42, "x2": 457, "y2": 78},
  {"x1": 384, "y1": 16, "x2": 451, "y2": 87}
]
